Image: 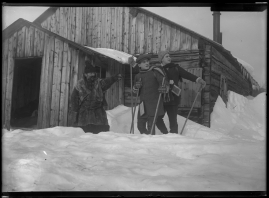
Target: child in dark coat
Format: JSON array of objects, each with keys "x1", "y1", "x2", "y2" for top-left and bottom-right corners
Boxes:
[{"x1": 133, "y1": 54, "x2": 169, "y2": 135}]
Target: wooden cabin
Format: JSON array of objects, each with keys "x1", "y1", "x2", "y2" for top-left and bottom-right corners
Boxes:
[
  {"x1": 2, "y1": 7, "x2": 257, "y2": 130},
  {"x1": 2, "y1": 19, "x2": 127, "y2": 130}
]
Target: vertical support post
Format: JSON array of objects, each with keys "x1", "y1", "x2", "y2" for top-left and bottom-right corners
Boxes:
[{"x1": 130, "y1": 64, "x2": 134, "y2": 134}]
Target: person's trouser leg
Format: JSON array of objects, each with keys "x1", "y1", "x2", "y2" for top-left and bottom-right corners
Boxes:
[
  {"x1": 166, "y1": 105, "x2": 178, "y2": 134},
  {"x1": 137, "y1": 115, "x2": 148, "y2": 134},
  {"x1": 81, "y1": 124, "x2": 110, "y2": 134},
  {"x1": 147, "y1": 116, "x2": 156, "y2": 135},
  {"x1": 155, "y1": 107, "x2": 168, "y2": 134}
]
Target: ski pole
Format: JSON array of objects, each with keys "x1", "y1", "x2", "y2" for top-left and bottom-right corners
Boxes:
[
  {"x1": 180, "y1": 84, "x2": 203, "y2": 135},
  {"x1": 150, "y1": 77, "x2": 165, "y2": 135}
]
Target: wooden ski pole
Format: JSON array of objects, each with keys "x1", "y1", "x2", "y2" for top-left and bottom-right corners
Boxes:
[
  {"x1": 180, "y1": 84, "x2": 203, "y2": 135},
  {"x1": 129, "y1": 78, "x2": 141, "y2": 134},
  {"x1": 150, "y1": 77, "x2": 165, "y2": 135}
]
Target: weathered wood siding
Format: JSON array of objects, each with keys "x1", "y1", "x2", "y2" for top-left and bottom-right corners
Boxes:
[
  {"x1": 2, "y1": 24, "x2": 126, "y2": 129},
  {"x1": 41, "y1": 7, "x2": 199, "y2": 54},
  {"x1": 179, "y1": 68, "x2": 203, "y2": 108}
]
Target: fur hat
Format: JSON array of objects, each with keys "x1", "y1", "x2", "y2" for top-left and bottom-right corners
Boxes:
[
  {"x1": 158, "y1": 50, "x2": 169, "y2": 63},
  {"x1": 136, "y1": 54, "x2": 152, "y2": 64},
  {"x1": 84, "y1": 60, "x2": 96, "y2": 73}
]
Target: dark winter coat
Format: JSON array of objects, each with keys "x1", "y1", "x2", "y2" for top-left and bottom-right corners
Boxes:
[
  {"x1": 70, "y1": 75, "x2": 118, "y2": 126},
  {"x1": 162, "y1": 63, "x2": 198, "y2": 106},
  {"x1": 133, "y1": 66, "x2": 169, "y2": 116}
]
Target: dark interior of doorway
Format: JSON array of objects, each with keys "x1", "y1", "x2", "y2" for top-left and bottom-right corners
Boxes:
[{"x1": 10, "y1": 58, "x2": 42, "y2": 129}]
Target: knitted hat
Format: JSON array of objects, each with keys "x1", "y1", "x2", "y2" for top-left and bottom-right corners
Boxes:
[
  {"x1": 84, "y1": 60, "x2": 96, "y2": 73},
  {"x1": 136, "y1": 54, "x2": 152, "y2": 64},
  {"x1": 158, "y1": 50, "x2": 169, "y2": 63}
]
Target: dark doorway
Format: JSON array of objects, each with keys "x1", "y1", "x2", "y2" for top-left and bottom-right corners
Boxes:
[{"x1": 10, "y1": 58, "x2": 42, "y2": 129}]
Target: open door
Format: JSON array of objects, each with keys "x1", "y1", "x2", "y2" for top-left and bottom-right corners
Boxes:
[{"x1": 10, "y1": 58, "x2": 42, "y2": 129}]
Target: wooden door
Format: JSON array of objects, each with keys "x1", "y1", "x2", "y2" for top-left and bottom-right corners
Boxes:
[{"x1": 179, "y1": 68, "x2": 203, "y2": 108}]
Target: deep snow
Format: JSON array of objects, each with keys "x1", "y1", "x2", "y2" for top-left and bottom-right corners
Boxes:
[{"x1": 2, "y1": 91, "x2": 266, "y2": 191}]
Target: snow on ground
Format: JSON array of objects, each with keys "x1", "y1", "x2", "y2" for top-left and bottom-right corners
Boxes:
[{"x1": 2, "y1": 91, "x2": 266, "y2": 191}]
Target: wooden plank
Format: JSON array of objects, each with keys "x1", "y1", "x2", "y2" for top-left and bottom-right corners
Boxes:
[
  {"x1": 33, "y1": 28, "x2": 38, "y2": 56},
  {"x1": 37, "y1": 33, "x2": 49, "y2": 128},
  {"x1": 75, "y1": 7, "x2": 82, "y2": 44},
  {"x1": 82, "y1": 7, "x2": 88, "y2": 45},
  {"x1": 181, "y1": 31, "x2": 192, "y2": 50},
  {"x1": 175, "y1": 28, "x2": 181, "y2": 51},
  {"x1": 101, "y1": 7, "x2": 106, "y2": 48},
  {"x1": 2, "y1": 39, "x2": 9, "y2": 127},
  {"x1": 21, "y1": 27, "x2": 26, "y2": 57},
  {"x1": 130, "y1": 13, "x2": 136, "y2": 54},
  {"x1": 59, "y1": 7, "x2": 63, "y2": 36},
  {"x1": 160, "y1": 22, "x2": 170, "y2": 51},
  {"x1": 69, "y1": 48, "x2": 79, "y2": 101},
  {"x1": 51, "y1": 13, "x2": 56, "y2": 33},
  {"x1": 152, "y1": 17, "x2": 161, "y2": 54},
  {"x1": 46, "y1": 16, "x2": 51, "y2": 31},
  {"x1": 43, "y1": 36, "x2": 55, "y2": 128},
  {"x1": 123, "y1": 7, "x2": 129, "y2": 53},
  {"x1": 115, "y1": 7, "x2": 120, "y2": 50},
  {"x1": 24, "y1": 27, "x2": 29, "y2": 56},
  {"x1": 146, "y1": 15, "x2": 153, "y2": 53},
  {"x1": 39, "y1": 30, "x2": 45, "y2": 56},
  {"x1": 5, "y1": 32, "x2": 17, "y2": 130},
  {"x1": 191, "y1": 35, "x2": 198, "y2": 50},
  {"x1": 119, "y1": 64, "x2": 124, "y2": 104},
  {"x1": 85, "y1": 7, "x2": 90, "y2": 45},
  {"x1": 50, "y1": 38, "x2": 59, "y2": 127},
  {"x1": 118, "y1": 7, "x2": 123, "y2": 51},
  {"x1": 16, "y1": 28, "x2": 22, "y2": 57},
  {"x1": 50, "y1": 38, "x2": 63, "y2": 127},
  {"x1": 110, "y1": 7, "x2": 116, "y2": 49},
  {"x1": 170, "y1": 25, "x2": 178, "y2": 51},
  {"x1": 91, "y1": 7, "x2": 97, "y2": 47},
  {"x1": 97, "y1": 7, "x2": 102, "y2": 48},
  {"x1": 64, "y1": 43, "x2": 71, "y2": 126},
  {"x1": 67, "y1": 7, "x2": 71, "y2": 40},
  {"x1": 136, "y1": 12, "x2": 145, "y2": 54},
  {"x1": 28, "y1": 26, "x2": 35, "y2": 56},
  {"x1": 71, "y1": 7, "x2": 76, "y2": 42},
  {"x1": 59, "y1": 42, "x2": 68, "y2": 126},
  {"x1": 55, "y1": 9, "x2": 59, "y2": 34},
  {"x1": 87, "y1": 7, "x2": 93, "y2": 46},
  {"x1": 77, "y1": 51, "x2": 85, "y2": 80}
]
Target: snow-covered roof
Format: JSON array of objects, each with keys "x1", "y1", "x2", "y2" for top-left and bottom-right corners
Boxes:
[
  {"x1": 233, "y1": 56, "x2": 254, "y2": 75},
  {"x1": 84, "y1": 46, "x2": 137, "y2": 67}
]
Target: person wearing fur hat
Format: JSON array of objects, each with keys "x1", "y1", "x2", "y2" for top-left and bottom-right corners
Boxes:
[
  {"x1": 155, "y1": 50, "x2": 206, "y2": 134},
  {"x1": 133, "y1": 54, "x2": 169, "y2": 135},
  {"x1": 69, "y1": 60, "x2": 122, "y2": 133}
]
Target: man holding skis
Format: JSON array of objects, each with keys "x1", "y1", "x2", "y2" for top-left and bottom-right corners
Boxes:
[
  {"x1": 133, "y1": 54, "x2": 169, "y2": 135},
  {"x1": 155, "y1": 51, "x2": 206, "y2": 134},
  {"x1": 69, "y1": 59, "x2": 122, "y2": 134}
]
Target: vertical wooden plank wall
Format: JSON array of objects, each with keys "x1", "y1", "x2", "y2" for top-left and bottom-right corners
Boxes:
[
  {"x1": 37, "y1": 33, "x2": 49, "y2": 128},
  {"x1": 39, "y1": 7, "x2": 223, "y2": 57},
  {"x1": 5, "y1": 32, "x2": 17, "y2": 130},
  {"x1": 2, "y1": 39, "x2": 9, "y2": 127}
]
